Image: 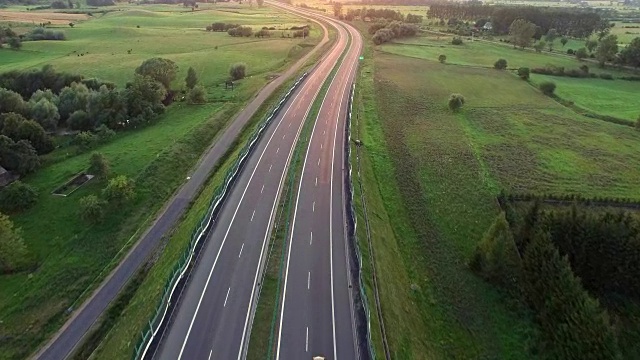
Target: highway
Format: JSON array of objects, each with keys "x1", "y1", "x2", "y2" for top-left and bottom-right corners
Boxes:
[
  {"x1": 275, "y1": 12, "x2": 363, "y2": 360},
  {"x1": 32, "y1": 7, "x2": 331, "y2": 360},
  {"x1": 152, "y1": 6, "x2": 355, "y2": 360}
]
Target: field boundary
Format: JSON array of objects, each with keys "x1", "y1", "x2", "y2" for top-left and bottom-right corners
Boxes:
[{"x1": 132, "y1": 73, "x2": 309, "y2": 360}]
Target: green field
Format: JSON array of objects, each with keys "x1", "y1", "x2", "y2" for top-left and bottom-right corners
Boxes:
[
  {"x1": 0, "y1": 4, "x2": 322, "y2": 359},
  {"x1": 352, "y1": 21, "x2": 640, "y2": 359}
]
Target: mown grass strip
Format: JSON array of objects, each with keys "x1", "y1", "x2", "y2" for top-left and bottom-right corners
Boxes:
[{"x1": 247, "y1": 23, "x2": 351, "y2": 360}]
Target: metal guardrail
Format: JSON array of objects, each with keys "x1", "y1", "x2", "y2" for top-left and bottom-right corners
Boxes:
[{"x1": 131, "y1": 72, "x2": 309, "y2": 360}]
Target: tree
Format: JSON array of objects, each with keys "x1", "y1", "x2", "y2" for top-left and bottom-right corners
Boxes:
[
  {"x1": 0, "y1": 88, "x2": 27, "y2": 115},
  {"x1": 333, "y1": 2, "x2": 343, "y2": 17},
  {"x1": 539, "y1": 81, "x2": 556, "y2": 96},
  {"x1": 0, "y1": 181, "x2": 38, "y2": 213},
  {"x1": 560, "y1": 36, "x2": 568, "y2": 47},
  {"x1": 87, "y1": 86, "x2": 127, "y2": 129},
  {"x1": 16, "y1": 118, "x2": 54, "y2": 154},
  {"x1": 68, "y1": 110, "x2": 92, "y2": 131},
  {"x1": 509, "y1": 19, "x2": 537, "y2": 49},
  {"x1": 79, "y1": 195, "x2": 106, "y2": 224},
  {"x1": 0, "y1": 136, "x2": 40, "y2": 175},
  {"x1": 29, "y1": 89, "x2": 57, "y2": 104},
  {"x1": 585, "y1": 39, "x2": 598, "y2": 53},
  {"x1": 619, "y1": 37, "x2": 640, "y2": 68},
  {"x1": 103, "y1": 175, "x2": 135, "y2": 204},
  {"x1": 438, "y1": 54, "x2": 446, "y2": 64},
  {"x1": 124, "y1": 74, "x2": 166, "y2": 125},
  {"x1": 57, "y1": 82, "x2": 90, "y2": 121},
  {"x1": 229, "y1": 63, "x2": 247, "y2": 80},
  {"x1": 544, "y1": 28, "x2": 558, "y2": 51},
  {"x1": 8, "y1": 37, "x2": 21, "y2": 50},
  {"x1": 595, "y1": 34, "x2": 618, "y2": 67},
  {"x1": 88, "y1": 152, "x2": 110, "y2": 179},
  {"x1": 135, "y1": 58, "x2": 178, "y2": 90},
  {"x1": 451, "y1": 37, "x2": 463, "y2": 45},
  {"x1": 188, "y1": 85, "x2": 206, "y2": 104},
  {"x1": 185, "y1": 67, "x2": 198, "y2": 89},
  {"x1": 448, "y1": 93, "x2": 465, "y2": 112},
  {"x1": 29, "y1": 98, "x2": 60, "y2": 132},
  {"x1": 0, "y1": 212, "x2": 30, "y2": 274},
  {"x1": 494, "y1": 58, "x2": 507, "y2": 70},
  {"x1": 517, "y1": 67, "x2": 530, "y2": 80},
  {"x1": 533, "y1": 40, "x2": 545, "y2": 53},
  {"x1": 575, "y1": 47, "x2": 588, "y2": 60}
]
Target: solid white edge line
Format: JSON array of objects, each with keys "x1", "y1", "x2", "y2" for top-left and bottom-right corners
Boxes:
[
  {"x1": 175, "y1": 72, "x2": 310, "y2": 360},
  {"x1": 276, "y1": 22, "x2": 351, "y2": 360}
]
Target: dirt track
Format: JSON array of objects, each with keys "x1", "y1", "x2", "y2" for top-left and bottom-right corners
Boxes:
[{"x1": 0, "y1": 10, "x2": 89, "y2": 24}]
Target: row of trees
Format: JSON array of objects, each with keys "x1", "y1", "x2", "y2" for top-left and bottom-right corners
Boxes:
[
  {"x1": 370, "y1": 21, "x2": 419, "y2": 45},
  {"x1": 428, "y1": 4, "x2": 604, "y2": 38},
  {"x1": 470, "y1": 204, "x2": 628, "y2": 358}
]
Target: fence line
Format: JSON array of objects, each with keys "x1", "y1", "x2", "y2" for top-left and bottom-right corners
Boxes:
[
  {"x1": 351, "y1": 83, "x2": 392, "y2": 360},
  {"x1": 132, "y1": 72, "x2": 309, "y2": 360}
]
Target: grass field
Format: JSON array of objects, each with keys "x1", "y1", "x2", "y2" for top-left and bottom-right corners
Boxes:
[
  {"x1": 0, "y1": 3, "x2": 323, "y2": 359},
  {"x1": 384, "y1": 34, "x2": 640, "y2": 121},
  {"x1": 352, "y1": 20, "x2": 640, "y2": 359}
]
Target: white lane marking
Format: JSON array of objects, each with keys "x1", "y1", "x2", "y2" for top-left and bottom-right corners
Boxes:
[
  {"x1": 315, "y1": 177, "x2": 317, "y2": 186},
  {"x1": 239, "y1": 243, "x2": 244, "y2": 258},
  {"x1": 312, "y1": 201, "x2": 315, "y2": 212},
  {"x1": 308, "y1": 272, "x2": 311, "y2": 290},
  {"x1": 276, "y1": 147, "x2": 279, "y2": 154},
  {"x1": 276, "y1": 23, "x2": 352, "y2": 360},
  {"x1": 323, "y1": 130, "x2": 325, "y2": 135},
  {"x1": 289, "y1": 122, "x2": 292, "y2": 128},
  {"x1": 310, "y1": 232, "x2": 313, "y2": 245},
  {"x1": 321, "y1": 143, "x2": 323, "y2": 149},
  {"x1": 269, "y1": 164, "x2": 272, "y2": 172},
  {"x1": 177, "y1": 71, "x2": 309, "y2": 360},
  {"x1": 208, "y1": 349, "x2": 212, "y2": 360},
  {"x1": 251, "y1": 210, "x2": 255, "y2": 222},
  {"x1": 261, "y1": 184, "x2": 265, "y2": 193},
  {"x1": 283, "y1": 134, "x2": 286, "y2": 140},
  {"x1": 236, "y1": 53, "x2": 327, "y2": 360},
  {"x1": 306, "y1": 327, "x2": 309, "y2": 352},
  {"x1": 224, "y1": 287, "x2": 231, "y2": 307},
  {"x1": 317, "y1": 158, "x2": 320, "y2": 166}
]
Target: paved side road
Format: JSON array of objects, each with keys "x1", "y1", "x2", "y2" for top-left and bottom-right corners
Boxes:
[{"x1": 32, "y1": 12, "x2": 330, "y2": 360}]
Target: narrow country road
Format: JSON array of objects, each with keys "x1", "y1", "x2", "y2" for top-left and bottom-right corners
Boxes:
[{"x1": 33, "y1": 7, "x2": 330, "y2": 360}]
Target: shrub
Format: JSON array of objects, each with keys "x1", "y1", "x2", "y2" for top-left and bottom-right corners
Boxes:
[
  {"x1": 188, "y1": 85, "x2": 206, "y2": 104},
  {"x1": 68, "y1": 110, "x2": 91, "y2": 131},
  {"x1": 438, "y1": 54, "x2": 446, "y2": 63},
  {"x1": 517, "y1": 67, "x2": 530, "y2": 80},
  {"x1": 103, "y1": 175, "x2": 135, "y2": 204},
  {"x1": 88, "y1": 152, "x2": 110, "y2": 179},
  {"x1": 95, "y1": 124, "x2": 115, "y2": 142},
  {"x1": 229, "y1": 63, "x2": 246, "y2": 80},
  {"x1": 575, "y1": 47, "x2": 588, "y2": 60},
  {"x1": 539, "y1": 81, "x2": 556, "y2": 96},
  {"x1": 0, "y1": 181, "x2": 38, "y2": 213},
  {"x1": 494, "y1": 58, "x2": 507, "y2": 70},
  {"x1": 599, "y1": 73, "x2": 613, "y2": 80},
  {"x1": 73, "y1": 131, "x2": 97, "y2": 151},
  {"x1": 8, "y1": 37, "x2": 21, "y2": 49},
  {"x1": 78, "y1": 195, "x2": 106, "y2": 224},
  {"x1": 0, "y1": 212, "x2": 30, "y2": 274},
  {"x1": 451, "y1": 37, "x2": 463, "y2": 45},
  {"x1": 448, "y1": 93, "x2": 465, "y2": 112}
]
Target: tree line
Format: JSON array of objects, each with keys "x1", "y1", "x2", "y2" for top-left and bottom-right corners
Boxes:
[
  {"x1": 369, "y1": 21, "x2": 419, "y2": 45},
  {"x1": 428, "y1": 4, "x2": 604, "y2": 38},
  {"x1": 470, "y1": 198, "x2": 640, "y2": 358}
]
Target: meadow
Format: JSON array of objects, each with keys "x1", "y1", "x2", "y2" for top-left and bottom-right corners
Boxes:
[
  {"x1": 352, "y1": 21, "x2": 640, "y2": 359},
  {"x1": 0, "y1": 3, "x2": 322, "y2": 359}
]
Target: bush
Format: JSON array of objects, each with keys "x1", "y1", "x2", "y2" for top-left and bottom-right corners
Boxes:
[
  {"x1": 78, "y1": 195, "x2": 106, "y2": 224},
  {"x1": 68, "y1": 110, "x2": 91, "y2": 131},
  {"x1": 0, "y1": 212, "x2": 31, "y2": 274},
  {"x1": 0, "y1": 181, "x2": 38, "y2": 213},
  {"x1": 451, "y1": 37, "x2": 463, "y2": 45},
  {"x1": 103, "y1": 175, "x2": 135, "y2": 204},
  {"x1": 88, "y1": 152, "x2": 110, "y2": 179},
  {"x1": 448, "y1": 93, "x2": 465, "y2": 112},
  {"x1": 494, "y1": 58, "x2": 508, "y2": 70},
  {"x1": 229, "y1": 63, "x2": 247, "y2": 80},
  {"x1": 517, "y1": 67, "x2": 530, "y2": 80},
  {"x1": 575, "y1": 47, "x2": 588, "y2": 60},
  {"x1": 438, "y1": 54, "x2": 446, "y2": 63},
  {"x1": 73, "y1": 131, "x2": 97, "y2": 151},
  {"x1": 95, "y1": 124, "x2": 115, "y2": 142},
  {"x1": 539, "y1": 81, "x2": 556, "y2": 96},
  {"x1": 599, "y1": 73, "x2": 613, "y2": 80},
  {"x1": 188, "y1": 85, "x2": 206, "y2": 104}
]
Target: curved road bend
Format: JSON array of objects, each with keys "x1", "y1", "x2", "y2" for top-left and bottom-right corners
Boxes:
[
  {"x1": 274, "y1": 8, "x2": 363, "y2": 360},
  {"x1": 153, "y1": 15, "x2": 350, "y2": 360},
  {"x1": 33, "y1": 9, "x2": 331, "y2": 360}
]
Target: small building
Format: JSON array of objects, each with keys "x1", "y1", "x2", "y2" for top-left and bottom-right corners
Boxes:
[{"x1": 0, "y1": 166, "x2": 18, "y2": 188}]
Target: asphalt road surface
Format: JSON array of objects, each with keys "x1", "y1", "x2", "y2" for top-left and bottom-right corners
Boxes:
[
  {"x1": 152, "y1": 9, "x2": 351, "y2": 360},
  {"x1": 275, "y1": 12, "x2": 363, "y2": 360},
  {"x1": 33, "y1": 8, "x2": 330, "y2": 360}
]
